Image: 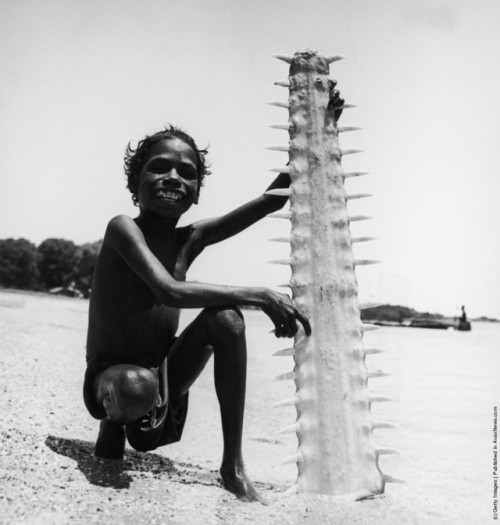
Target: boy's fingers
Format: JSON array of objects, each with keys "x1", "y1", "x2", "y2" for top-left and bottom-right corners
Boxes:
[
  {"x1": 295, "y1": 309, "x2": 311, "y2": 336},
  {"x1": 278, "y1": 313, "x2": 293, "y2": 338},
  {"x1": 335, "y1": 98, "x2": 344, "y2": 120},
  {"x1": 328, "y1": 79, "x2": 338, "y2": 90},
  {"x1": 288, "y1": 314, "x2": 298, "y2": 337}
]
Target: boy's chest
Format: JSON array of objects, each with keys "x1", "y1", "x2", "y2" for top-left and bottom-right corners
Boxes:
[{"x1": 145, "y1": 229, "x2": 195, "y2": 281}]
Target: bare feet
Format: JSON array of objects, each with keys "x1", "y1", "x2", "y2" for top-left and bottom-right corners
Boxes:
[
  {"x1": 94, "y1": 418, "x2": 126, "y2": 459},
  {"x1": 219, "y1": 464, "x2": 267, "y2": 504}
]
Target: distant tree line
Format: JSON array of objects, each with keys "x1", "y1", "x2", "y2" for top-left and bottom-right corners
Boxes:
[
  {"x1": 361, "y1": 304, "x2": 445, "y2": 321},
  {"x1": 0, "y1": 238, "x2": 102, "y2": 297}
]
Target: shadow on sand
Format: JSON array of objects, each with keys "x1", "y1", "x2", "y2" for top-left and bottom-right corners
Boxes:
[{"x1": 45, "y1": 435, "x2": 222, "y2": 491}]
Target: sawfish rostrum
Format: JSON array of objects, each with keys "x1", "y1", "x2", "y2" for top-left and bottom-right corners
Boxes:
[{"x1": 267, "y1": 50, "x2": 397, "y2": 499}]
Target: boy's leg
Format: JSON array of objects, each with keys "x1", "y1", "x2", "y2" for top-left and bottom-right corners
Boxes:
[{"x1": 168, "y1": 306, "x2": 263, "y2": 503}]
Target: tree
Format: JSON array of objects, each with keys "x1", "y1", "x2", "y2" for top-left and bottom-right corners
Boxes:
[
  {"x1": 0, "y1": 238, "x2": 40, "y2": 289},
  {"x1": 74, "y1": 240, "x2": 102, "y2": 295},
  {"x1": 37, "y1": 238, "x2": 80, "y2": 290}
]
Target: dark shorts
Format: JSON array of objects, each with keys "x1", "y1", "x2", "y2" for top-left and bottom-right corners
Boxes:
[{"x1": 83, "y1": 354, "x2": 189, "y2": 452}]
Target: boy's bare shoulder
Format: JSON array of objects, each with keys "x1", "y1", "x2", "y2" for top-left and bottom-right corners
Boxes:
[
  {"x1": 105, "y1": 214, "x2": 136, "y2": 235},
  {"x1": 102, "y1": 214, "x2": 141, "y2": 249}
]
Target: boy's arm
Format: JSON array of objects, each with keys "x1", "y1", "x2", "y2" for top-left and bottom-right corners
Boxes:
[
  {"x1": 105, "y1": 215, "x2": 310, "y2": 337},
  {"x1": 192, "y1": 171, "x2": 290, "y2": 247},
  {"x1": 193, "y1": 84, "x2": 344, "y2": 248}
]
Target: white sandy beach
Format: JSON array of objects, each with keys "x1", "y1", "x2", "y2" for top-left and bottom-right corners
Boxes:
[{"x1": 0, "y1": 290, "x2": 496, "y2": 524}]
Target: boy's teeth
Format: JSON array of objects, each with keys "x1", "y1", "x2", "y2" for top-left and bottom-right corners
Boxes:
[{"x1": 156, "y1": 190, "x2": 182, "y2": 200}]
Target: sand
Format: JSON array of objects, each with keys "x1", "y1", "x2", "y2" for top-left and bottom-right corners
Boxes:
[{"x1": 0, "y1": 290, "x2": 438, "y2": 524}]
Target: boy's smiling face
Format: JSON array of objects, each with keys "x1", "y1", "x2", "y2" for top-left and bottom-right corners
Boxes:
[{"x1": 137, "y1": 138, "x2": 200, "y2": 219}]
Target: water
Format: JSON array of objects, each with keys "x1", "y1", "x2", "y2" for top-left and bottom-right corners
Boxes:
[
  {"x1": 367, "y1": 322, "x2": 499, "y2": 523},
  {"x1": 193, "y1": 310, "x2": 499, "y2": 523}
]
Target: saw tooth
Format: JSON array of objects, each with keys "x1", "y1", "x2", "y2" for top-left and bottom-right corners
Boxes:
[
  {"x1": 273, "y1": 54, "x2": 293, "y2": 64},
  {"x1": 352, "y1": 236, "x2": 377, "y2": 244},
  {"x1": 281, "y1": 453, "x2": 300, "y2": 465},
  {"x1": 267, "y1": 145, "x2": 289, "y2": 152},
  {"x1": 277, "y1": 283, "x2": 292, "y2": 288},
  {"x1": 268, "y1": 101, "x2": 290, "y2": 109},
  {"x1": 269, "y1": 166, "x2": 291, "y2": 174},
  {"x1": 273, "y1": 396, "x2": 298, "y2": 408},
  {"x1": 347, "y1": 193, "x2": 372, "y2": 201},
  {"x1": 338, "y1": 126, "x2": 363, "y2": 133},
  {"x1": 273, "y1": 79, "x2": 291, "y2": 87},
  {"x1": 267, "y1": 212, "x2": 290, "y2": 219},
  {"x1": 369, "y1": 395, "x2": 395, "y2": 404},
  {"x1": 362, "y1": 323, "x2": 379, "y2": 332},
  {"x1": 372, "y1": 421, "x2": 399, "y2": 430},
  {"x1": 340, "y1": 103, "x2": 357, "y2": 109},
  {"x1": 342, "y1": 148, "x2": 363, "y2": 155},
  {"x1": 384, "y1": 475, "x2": 405, "y2": 484},
  {"x1": 275, "y1": 371, "x2": 296, "y2": 381},
  {"x1": 268, "y1": 236, "x2": 291, "y2": 243},
  {"x1": 367, "y1": 369, "x2": 390, "y2": 379},
  {"x1": 363, "y1": 348, "x2": 385, "y2": 356},
  {"x1": 354, "y1": 259, "x2": 381, "y2": 266},
  {"x1": 268, "y1": 258, "x2": 292, "y2": 266},
  {"x1": 376, "y1": 447, "x2": 400, "y2": 457},
  {"x1": 273, "y1": 347, "x2": 295, "y2": 357},
  {"x1": 277, "y1": 422, "x2": 300, "y2": 435},
  {"x1": 265, "y1": 189, "x2": 291, "y2": 197},
  {"x1": 326, "y1": 54, "x2": 346, "y2": 63},
  {"x1": 269, "y1": 123, "x2": 291, "y2": 130},
  {"x1": 344, "y1": 171, "x2": 369, "y2": 178},
  {"x1": 281, "y1": 452, "x2": 304, "y2": 465},
  {"x1": 348, "y1": 214, "x2": 372, "y2": 222}
]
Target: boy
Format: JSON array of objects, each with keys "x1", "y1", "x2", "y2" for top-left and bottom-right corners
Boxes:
[{"x1": 84, "y1": 86, "x2": 344, "y2": 503}]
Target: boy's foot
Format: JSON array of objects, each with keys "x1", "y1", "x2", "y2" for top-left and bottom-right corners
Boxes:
[
  {"x1": 220, "y1": 464, "x2": 267, "y2": 504},
  {"x1": 94, "y1": 418, "x2": 126, "y2": 459}
]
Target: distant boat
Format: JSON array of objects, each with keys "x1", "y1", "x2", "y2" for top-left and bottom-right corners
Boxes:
[
  {"x1": 408, "y1": 318, "x2": 450, "y2": 330},
  {"x1": 456, "y1": 319, "x2": 471, "y2": 331}
]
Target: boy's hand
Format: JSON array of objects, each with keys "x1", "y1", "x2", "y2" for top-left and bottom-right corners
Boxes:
[
  {"x1": 261, "y1": 289, "x2": 311, "y2": 338},
  {"x1": 327, "y1": 79, "x2": 344, "y2": 122}
]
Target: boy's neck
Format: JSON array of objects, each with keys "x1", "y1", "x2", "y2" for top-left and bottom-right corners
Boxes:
[{"x1": 135, "y1": 210, "x2": 180, "y2": 236}]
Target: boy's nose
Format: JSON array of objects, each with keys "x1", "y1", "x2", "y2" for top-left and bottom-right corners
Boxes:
[{"x1": 162, "y1": 169, "x2": 181, "y2": 183}]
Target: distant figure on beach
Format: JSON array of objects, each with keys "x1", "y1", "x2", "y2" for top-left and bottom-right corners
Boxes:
[
  {"x1": 456, "y1": 305, "x2": 472, "y2": 331},
  {"x1": 460, "y1": 305, "x2": 467, "y2": 323},
  {"x1": 84, "y1": 89, "x2": 345, "y2": 503}
]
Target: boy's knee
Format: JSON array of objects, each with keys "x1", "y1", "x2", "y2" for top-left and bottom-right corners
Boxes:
[
  {"x1": 109, "y1": 367, "x2": 158, "y2": 423},
  {"x1": 206, "y1": 306, "x2": 245, "y2": 338},
  {"x1": 117, "y1": 367, "x2": 157, "y2": 398}
]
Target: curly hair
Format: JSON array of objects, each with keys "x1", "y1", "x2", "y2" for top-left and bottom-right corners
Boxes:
[{"x1": 124, "y1": 125, "x2": 210, "y2": 206}]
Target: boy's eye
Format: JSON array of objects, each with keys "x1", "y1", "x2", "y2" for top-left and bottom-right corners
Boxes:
[
  {"x1": 146, "y1": 161, "x2": 197, "y2": 180},
  {"x1": 148, "y1": 161, "x2": 168, "y2": 173},
  {"x1": 180, "y1": 168, "x2": 197, "y2": 180}
]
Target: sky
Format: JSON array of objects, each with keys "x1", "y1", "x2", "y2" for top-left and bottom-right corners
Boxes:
[{"x1": 1, "y1": 0, "x2": 499, "y2": 318}]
